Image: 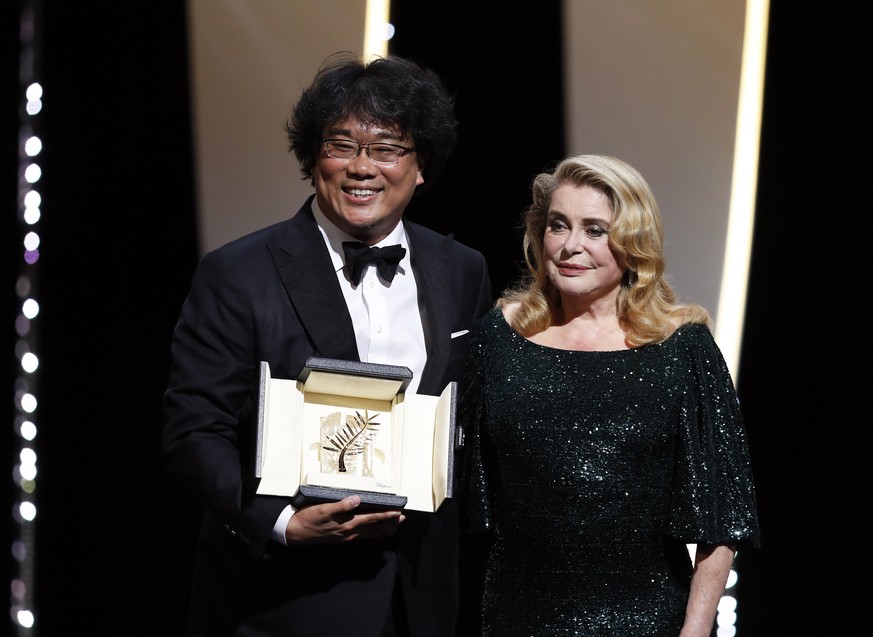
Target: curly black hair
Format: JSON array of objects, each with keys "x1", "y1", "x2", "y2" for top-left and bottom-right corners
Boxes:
[{"x1": 285, "y1": 51, "x2": 458, "y2": 194}]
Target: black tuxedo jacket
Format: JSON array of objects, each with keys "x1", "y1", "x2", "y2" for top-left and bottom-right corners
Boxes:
[{"x1": 163, "y1": 196, "x2": 493, "y2": 637}]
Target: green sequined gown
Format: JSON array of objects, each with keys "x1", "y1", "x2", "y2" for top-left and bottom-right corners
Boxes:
[{"x1": 458, "y1": 307, "x2": 761, "y2": 636}]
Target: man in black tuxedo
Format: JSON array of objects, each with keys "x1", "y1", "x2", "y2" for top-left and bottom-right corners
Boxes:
[{"x1": 162, "y1": 51, "x2": 492, "y2": 637}]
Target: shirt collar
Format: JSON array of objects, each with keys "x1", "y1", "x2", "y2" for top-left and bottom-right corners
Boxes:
[{"x1": 311, "y1": 199, "x2": 409, "y2": 274}]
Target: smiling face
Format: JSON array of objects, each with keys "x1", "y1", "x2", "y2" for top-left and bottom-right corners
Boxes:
[
  {"x1": 543, "y1": 184, "x2": 624, "y2": 304},
  {"x1": 312, "y1": 117, "x2": 424, "y2": 244}
]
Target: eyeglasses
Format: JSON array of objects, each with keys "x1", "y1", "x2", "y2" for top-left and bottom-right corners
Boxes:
[{"x1": 322, "y1": 138, "x2": 416, "y2": 166}]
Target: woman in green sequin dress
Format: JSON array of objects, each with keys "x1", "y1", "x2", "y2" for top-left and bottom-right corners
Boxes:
[{"x1": 458, "y1": 155, "x2": 760, "y2": 637}]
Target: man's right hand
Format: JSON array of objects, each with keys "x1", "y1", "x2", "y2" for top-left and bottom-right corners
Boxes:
[{"x1": 284, "y1": 495, "x2": 406, "y2": 544}]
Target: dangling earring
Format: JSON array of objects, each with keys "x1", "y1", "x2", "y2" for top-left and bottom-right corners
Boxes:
[{"x1": 622, "y1": 269, "x2": 636, "y2": 288}]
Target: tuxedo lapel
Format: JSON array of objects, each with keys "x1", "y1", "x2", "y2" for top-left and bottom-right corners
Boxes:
[
  {"x1": 264, "y1": 207, "x2": 460, "y2": 376},
  {"x1": 268, "y1": 202, "x2": 360, "y2": 361},
  {"x1": 406, "y1": 222, "x2": 455, "y2": 395}
]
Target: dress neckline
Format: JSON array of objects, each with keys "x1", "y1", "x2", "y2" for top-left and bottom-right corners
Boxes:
[{"x1": 495, "y1": 309, "x2": 693, "y2": 354}]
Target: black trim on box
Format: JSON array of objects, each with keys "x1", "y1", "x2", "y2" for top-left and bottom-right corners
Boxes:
[
  {"x1": 292, "y1": 484, "x2": 408, "y2": 511},
  {"x1": 300, "y1": 356, "x2": 413, "y2": 393}
]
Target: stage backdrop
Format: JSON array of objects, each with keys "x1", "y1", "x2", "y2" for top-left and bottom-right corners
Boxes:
[{"x1": 187, "y1": 0, "x2": 749, "y2": 376}]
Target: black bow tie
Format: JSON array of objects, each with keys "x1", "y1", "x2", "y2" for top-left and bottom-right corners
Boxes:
[{"x1": 342, "y1": 241, "x2": 407, "y2": 285}]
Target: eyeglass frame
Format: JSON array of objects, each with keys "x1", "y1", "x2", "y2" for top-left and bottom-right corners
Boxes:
[{"x1": 321, "y1": 138, "x2": 417, "y2": 166}]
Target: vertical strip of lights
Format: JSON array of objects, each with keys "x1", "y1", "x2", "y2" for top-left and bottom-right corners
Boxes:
[
  {"x1": 715, "y1": 0, "x2": 770, "y2": 386},
  {"x1": 714, "y1": 3, "x2": 770, "y2": 635},
  {"x1": 11, "y1": 0, "x2": 41, "y2": 633},
  {"x1": 363, "y1": 0, "x2": 392, "y2": 60}
]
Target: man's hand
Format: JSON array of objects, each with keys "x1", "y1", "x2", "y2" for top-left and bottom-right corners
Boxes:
[{"x1": 284, "y1": 495, "x2": 406, "y2": 544}]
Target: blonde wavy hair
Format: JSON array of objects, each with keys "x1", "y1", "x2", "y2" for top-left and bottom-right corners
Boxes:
[{"x1": 499, "y1": 154, "x2": 711, "y2": 347}]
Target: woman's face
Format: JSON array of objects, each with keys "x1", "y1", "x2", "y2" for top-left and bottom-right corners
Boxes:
[{"x1": 542, "y1": 184, "x2": 623, "y2": 302}]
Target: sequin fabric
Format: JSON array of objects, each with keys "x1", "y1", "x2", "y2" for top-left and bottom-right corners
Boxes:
[{"x1": 458, "y1": 307, "x2": 761, "y2": 637}]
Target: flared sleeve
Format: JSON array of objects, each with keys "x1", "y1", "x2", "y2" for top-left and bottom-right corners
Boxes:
[
  {"x1": 666, "y1": 324, "x2": 761, "y2": 549},
  {"x1": 457, "y1": 309, "x2": 497, "y2": 534}
]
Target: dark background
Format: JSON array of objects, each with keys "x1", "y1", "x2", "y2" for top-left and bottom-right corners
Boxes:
[{"x1": 2, "y1": 1, "x2": 866, "y2": 635}]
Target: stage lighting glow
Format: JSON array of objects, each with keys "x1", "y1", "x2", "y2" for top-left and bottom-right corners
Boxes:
[
  {"x1": 24, "y1": 189, "x2": 42, "y2": 224},
  {"x1": 25, "y1": 135, "x2": 42, "y2": 155},
  {"x1": 20, "y1": 420, "x2": 37, "y2": 440},
  {"x1": 24, "y1": 163, "x2": 41, "y2": 183},
  {"x1": 16, "y1": 610, "x2": 35, "y2": 629},
  {"x1": 26, "y1": 82, "x2": 42, "y2": 100},
  {"x1": 23, "y1": 298, "x2": 39, "y2": 318},
  {"x1": 20, "y1": 392, "x2": 37, "y2": 413},
  {"x1": 718, "y1": 594, "x2": 738, "y2": 612},
  {"x1": 24, "y1": 231, "x2": 39, "y2": 251},
  {"x1": 364, "y1": 0, "x2": 391, "y2": 58},
  {"x1": 717, "y1": 609, "x2": 738, "y2": 626},
  {"x1": 21, "y1": 352, "x2": 39, "y2": 373},
  {"x1": 715, "y1": 0, "x2": 770, "y2": 385},
  {"x1": 18, "y1": 501, "x2": 37, "y2": 522}
]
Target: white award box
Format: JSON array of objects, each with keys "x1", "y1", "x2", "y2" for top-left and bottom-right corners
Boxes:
[{"x1": 255, "y1": 356, "x2": 458, "y2": 512}]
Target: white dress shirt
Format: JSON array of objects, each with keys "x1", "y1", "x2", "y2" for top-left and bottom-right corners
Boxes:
[{"x1": 272, "y1": 199, "x2": 428, "y2": 543}]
